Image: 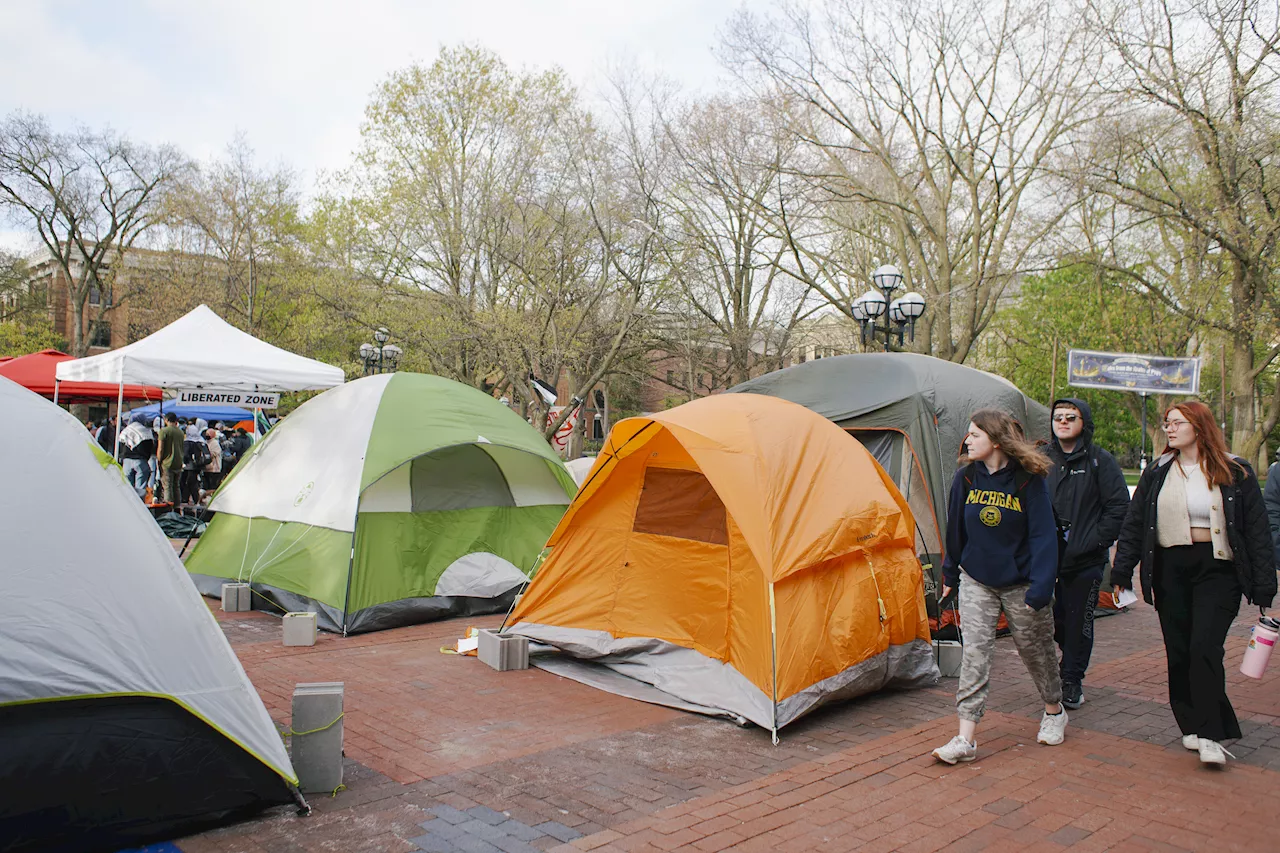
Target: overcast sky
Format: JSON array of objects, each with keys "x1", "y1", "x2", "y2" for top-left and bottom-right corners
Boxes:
[{"x1": 2, "y1": 0, "x2": 758, "y2": 196}]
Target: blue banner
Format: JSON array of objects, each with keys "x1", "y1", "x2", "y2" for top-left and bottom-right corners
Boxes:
[{"x1": 1067, "y1": 349, "x2": 1201, "y2": 395}]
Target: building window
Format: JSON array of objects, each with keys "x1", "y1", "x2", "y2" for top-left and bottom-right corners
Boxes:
[
  {"x1": 665, "y1": 369, "x2": 675, "y2": 386},
  {"x1": 89, "y1": 286, "x2": 100, "y2": 306},
  {"x1": 89, "y1": 320, "x2": 112, "y2": 348}
]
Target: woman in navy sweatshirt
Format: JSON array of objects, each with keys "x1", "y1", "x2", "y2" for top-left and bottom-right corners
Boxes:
[{"x1": 931, "y1": 409, "x2": 1065, "y2": 764}]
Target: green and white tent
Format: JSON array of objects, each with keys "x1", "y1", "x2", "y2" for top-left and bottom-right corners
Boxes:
[{"x1": 187, "y1": 373, "x2": 576, "y2": 634}]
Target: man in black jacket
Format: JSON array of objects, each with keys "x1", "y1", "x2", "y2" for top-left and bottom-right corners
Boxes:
[
  {"x1": 1265, "y1": 448, "x2": 1280, "y2": 566},
  {"x1": 1047, "y1": 398, "x2": 1131, "y2": 709}
]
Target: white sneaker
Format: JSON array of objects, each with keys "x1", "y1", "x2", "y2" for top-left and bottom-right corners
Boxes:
[
  {"x1": 1037, "y1": 710, "x2": 1068, "y2": 745},
  {"x1": 931, "y1": 735, "x2": 977, "y2": 765},
  {"x1": 1198, "y1": 739, "x2": 1234, "y2": 766},
  {"x1": 1182, "y1": 734, "x2": 1199, "y2": 751}
]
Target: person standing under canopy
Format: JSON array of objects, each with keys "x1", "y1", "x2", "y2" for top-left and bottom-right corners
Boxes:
[{"x1": 156, "y1": 413, "x2": 184, "y2": 507}]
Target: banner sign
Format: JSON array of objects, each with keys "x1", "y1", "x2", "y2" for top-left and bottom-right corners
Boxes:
[
  {"x1": 547, "y1": 405, "x2": 581, "y2": 455},
  {"x1": 1067, "y1": 349, "x2": 1201, "y2": 395},
  {"x1": 177, "y1": 389, "x2": 281, "y2": 409}
]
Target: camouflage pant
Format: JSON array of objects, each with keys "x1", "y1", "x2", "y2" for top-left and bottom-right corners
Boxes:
[{"x1": 956, "y1": 571, "x2": 1063, "y2": 722}]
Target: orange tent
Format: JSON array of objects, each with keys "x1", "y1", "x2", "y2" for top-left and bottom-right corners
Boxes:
[{"x1": 507, "y1": 393, "x2": 936, "y2": 739}]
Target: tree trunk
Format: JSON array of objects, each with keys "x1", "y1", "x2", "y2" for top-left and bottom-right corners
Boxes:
[
  {"x1": 1229, "y1": 330, "x2": 1255, "y2": 455},
  {"x1": 70, "y1": 293, "x2": 87, "y2": 358}
]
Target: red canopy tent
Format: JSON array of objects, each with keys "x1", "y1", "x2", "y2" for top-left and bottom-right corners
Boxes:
[{"x1": 0, "y1": 350, "x2": 162, "y2": 404}]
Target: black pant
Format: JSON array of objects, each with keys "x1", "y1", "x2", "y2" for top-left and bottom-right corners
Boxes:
[
  {"x1": 1054, "y1": 563, "x2": 1104, "y2": 685},
  {"x1": 180, "y1": 469, "x2": 202, "y2": 506},
  {"x1": 1155, "y1": 543, "x2": 1242, "y2": 741}
]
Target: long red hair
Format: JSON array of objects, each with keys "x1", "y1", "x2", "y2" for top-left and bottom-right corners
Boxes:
[{"x1": 1164, "y1": 400, "x2": 1242, "y2": 488}]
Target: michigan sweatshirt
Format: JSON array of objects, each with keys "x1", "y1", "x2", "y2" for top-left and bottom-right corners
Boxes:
[{"x1": 940, "y1": 460, "x2": 1059, "y2": 610}]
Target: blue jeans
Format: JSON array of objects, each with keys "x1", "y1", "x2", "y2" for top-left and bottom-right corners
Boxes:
[{"x1": 123, "y1": 457, "x2": 151, "y2": 498}]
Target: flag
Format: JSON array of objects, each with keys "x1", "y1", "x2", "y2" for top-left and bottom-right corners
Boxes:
[{"x1": 529, "y1": 373, "x2": 558, "y2": 406}]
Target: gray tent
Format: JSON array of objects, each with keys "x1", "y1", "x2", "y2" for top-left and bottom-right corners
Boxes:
[{"x1": 731, "y1": 353, "x2": 1049, "y2": 600}]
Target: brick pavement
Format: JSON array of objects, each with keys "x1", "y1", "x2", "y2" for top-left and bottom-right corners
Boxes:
[{"x1": 177, "y1": 595, "x2": 1280, "y2": 853}]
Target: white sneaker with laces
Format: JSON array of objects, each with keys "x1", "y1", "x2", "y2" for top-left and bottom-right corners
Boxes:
[
  {"x1": 931, "y1": 735, "x2": 977, "y2": 765},
  {"x1": 1198, "y1": 739, "x2": 1234, "y2": 766},
  {"x1": 1182, "y1": 734, "x2": 1199, "y2": 751},
  {"x1": 1037, "y1": 710, "x2": 1068, "y2": 745}
]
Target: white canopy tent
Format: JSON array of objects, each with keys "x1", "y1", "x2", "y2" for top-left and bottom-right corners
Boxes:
[{"x1": 55, "y1": 304, "x2": 346, "y2": 459}]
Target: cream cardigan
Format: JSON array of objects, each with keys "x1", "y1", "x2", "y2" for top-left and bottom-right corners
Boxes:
[{"x1": 1156, "y1": 459, "x2": 1234, "y2": 561}]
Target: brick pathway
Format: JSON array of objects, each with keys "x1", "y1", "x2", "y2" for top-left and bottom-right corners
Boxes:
[{"x1": 177, "y1": 596, "x2": 1280, "y2": 853}]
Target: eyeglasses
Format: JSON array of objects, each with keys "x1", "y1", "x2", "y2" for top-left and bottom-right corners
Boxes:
[
  {"x1": 1052, "y1": 415, "x2": 1079, "y2": 423},
  {"x1": 1163, "y1": 420, "x2": 1191, "y2": 430}
]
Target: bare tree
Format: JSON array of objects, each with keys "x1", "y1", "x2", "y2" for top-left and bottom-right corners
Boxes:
[
  {"x1": 659, "y1": 95, "x2": 816, "y2": 386},
  {"x1": 165, "y1": 135, "x2": 300, "y2": 334},
  {"x1": 1082, "y1": 0, "x2": 1280, "y2": 462},
  {"x1": 0, "y1": 113, "x2": 184, "y2": 356},
  {"x1": 726, "y1": 0, "x2": 1102, "y2": 362}
]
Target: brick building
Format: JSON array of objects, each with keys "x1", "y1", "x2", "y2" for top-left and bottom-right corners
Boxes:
[{"x1": 15, "y1": 246, "x2": 214, "y2": 355}]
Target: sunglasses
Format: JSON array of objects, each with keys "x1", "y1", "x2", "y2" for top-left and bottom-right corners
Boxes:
[{"x1": 1052, "y1": 414, "x2": 1080, "y2": 423}]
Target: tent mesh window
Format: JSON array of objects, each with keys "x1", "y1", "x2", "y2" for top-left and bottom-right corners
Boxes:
[
  {"x1": 410, "y1": 445, "x2": 515, "y2": 511},
  {"x1": 632, "y1": 467, "x2": 728, "y2": 545}
]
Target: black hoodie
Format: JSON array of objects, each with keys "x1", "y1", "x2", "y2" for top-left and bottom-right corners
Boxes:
[{"x1": 1046, "y1": 397, "x2": 1131, "y2": 574}]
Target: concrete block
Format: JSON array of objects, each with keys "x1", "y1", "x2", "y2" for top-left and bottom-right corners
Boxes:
[
  {"x1": 291, "y1": 681, "x2": 343, "y2": 793},
  {"x1": 934, "y1": 640, "x2": 963, "y2": 678},
  {"x1": 478, "y1": 629, "x2": 528, "y2": 671},
  {"x1": 221, "y1": 582, "x2": 250, "y2": 612},
  {"x1": 283, "y1": 612, "x2": 317, "y2": 647}
]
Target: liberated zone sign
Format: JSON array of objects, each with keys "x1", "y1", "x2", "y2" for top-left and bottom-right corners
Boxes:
[{"x1": 177, "y1": 389, "x2": 281, "y2": 409}]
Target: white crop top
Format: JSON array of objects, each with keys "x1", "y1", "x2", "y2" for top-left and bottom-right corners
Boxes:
[{"x1": 1180, "y1": 461, "x2": 1212, "y2": 528}]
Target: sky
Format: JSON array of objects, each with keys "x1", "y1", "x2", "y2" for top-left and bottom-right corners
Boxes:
[{"x1": 1, "y1": 0, "x2": 761, "y2": 214}]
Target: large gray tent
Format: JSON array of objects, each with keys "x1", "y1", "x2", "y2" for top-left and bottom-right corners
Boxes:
[
  {"x1": 0, "y1": 376, "x2": 299, "y2": 853},
  {"x1": 731, "y1": 353, "x2": 1049, "y2": 596}
]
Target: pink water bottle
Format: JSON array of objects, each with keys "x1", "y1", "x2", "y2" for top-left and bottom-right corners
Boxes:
[{"x1": 1240, "y1": 614, "x2": 1280, "y2": 679}]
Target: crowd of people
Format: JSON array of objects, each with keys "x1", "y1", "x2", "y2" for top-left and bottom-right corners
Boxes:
[
  {"x1": 87, "y1": 412, "x2": 254, "y2": 509},
  {"x1": 932, "y1": 399, "x2": 1280, "y2": 770}
]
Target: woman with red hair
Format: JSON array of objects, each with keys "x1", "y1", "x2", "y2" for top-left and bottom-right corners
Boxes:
[{"x1": 1113, "y1": 401, "x2": 1276, "y2": 766}]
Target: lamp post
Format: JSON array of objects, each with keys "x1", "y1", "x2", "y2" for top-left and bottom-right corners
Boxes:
[
  {"x1": 359, "y1": 327, "x2": 402, "y2": 375},
  {"x1": 850, "y1": 264, "x2": 927, "y2": 351}
]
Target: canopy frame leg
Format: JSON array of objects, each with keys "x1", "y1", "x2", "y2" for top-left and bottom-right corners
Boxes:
[{"x1": 112, "y1": 371, "x2": 124, "y2": 462}]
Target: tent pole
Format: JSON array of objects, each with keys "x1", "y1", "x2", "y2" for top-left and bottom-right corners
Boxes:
[
  {"x1": 340, "y1": 524, "x2": 359, "y2": 637},
  {"x1": 53, "y1": 379, "x2": 59, "y2": 406},
  {"x1": 768, "y1": 581, "x2": 779, "y2": 746},
  {"x1": 113, "y1": 370, "x2": 125, "y2": 462}
]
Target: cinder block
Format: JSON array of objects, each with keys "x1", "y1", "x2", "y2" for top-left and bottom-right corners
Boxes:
[
  {"x1": 283, "y1": 612, "x2": 317, "y2": 647},
  {"x1": 934, "y1": 640, "x2": 963, "y2": 678},
  {"x1": 291, "y1": 682, "x2": 343, "y2": 793},
  {"x1": 478, "y1": 629, "x2": 529, "y2": 671},
  {"x1": 221, "y1": 582, "x2": 250, "y2": 612}
]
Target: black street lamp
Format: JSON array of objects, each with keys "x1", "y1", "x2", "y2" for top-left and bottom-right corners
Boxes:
[
  {"x1": 850, "y1": 264, "x2": 927, "y2": 351},
  {"x1": 359, "y1": 327, "x2": 403, "y2": 375}
]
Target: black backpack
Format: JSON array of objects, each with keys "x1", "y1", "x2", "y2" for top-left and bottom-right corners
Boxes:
[
  {"x1": 961, "y1": 463, "x2": 1068, "y2": 565},
  {"x1": 184, "y1": 438, "x2": 212, "y2": 471}
]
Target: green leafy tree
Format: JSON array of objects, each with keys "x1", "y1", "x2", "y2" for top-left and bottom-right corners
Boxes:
[
  {"x1": 0, "y1": 317, "x2": 63, "y2": 357},
  {"x1": 984, "y1": 265, "x2": 1199, "y2": 462}
]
